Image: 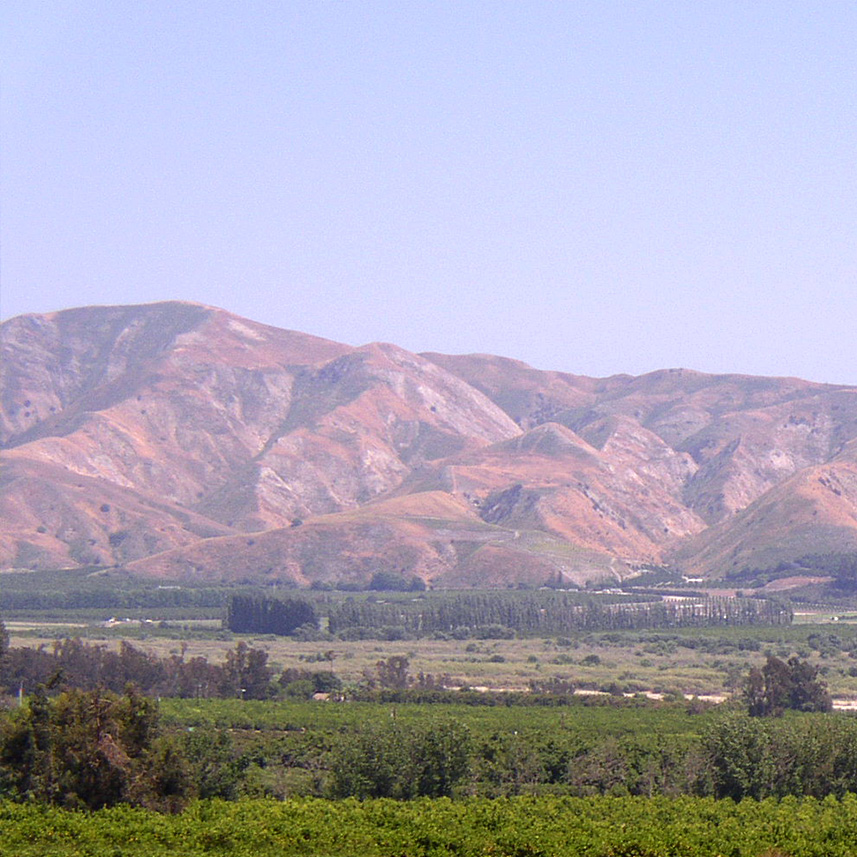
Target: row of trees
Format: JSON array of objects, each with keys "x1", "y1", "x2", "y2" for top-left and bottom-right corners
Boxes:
[
  {"x1": 0, "y1": 639, "x2": 831, "y2": 718},
  {"x1": 225, "y1": 595, "x2": 318, "y2": 636},
  {"x1": 329, "y1": 722, "x2": 471, "y2": 799},
  {"x1": 0, "y1": 584, "x2": 230, "y2": 611},
  {"x1": 328, "y1": 592, "x2": 793, "y2": 638},
  {"x1": 0, "y1": 635, "x2": 338, "y2": 701},
  {"x1": 329, "y1": 709, "x2": 857, "y2": 801}
]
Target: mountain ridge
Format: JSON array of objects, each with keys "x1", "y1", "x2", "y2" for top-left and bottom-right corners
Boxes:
[{"x1": 4, "y1": 301, "x2": 857, "y2": 587}]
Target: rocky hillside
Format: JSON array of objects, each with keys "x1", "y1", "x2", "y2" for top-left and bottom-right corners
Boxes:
[{"x1": 4, "y1": 302, "x2": 857, "y2": 586}]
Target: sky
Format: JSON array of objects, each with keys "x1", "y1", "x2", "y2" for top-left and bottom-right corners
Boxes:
[{"x1": 2, "y1": 2, "x2": 855, "y2": 384}]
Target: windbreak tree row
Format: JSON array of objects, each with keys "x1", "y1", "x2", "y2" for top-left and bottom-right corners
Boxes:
[
  {"x1": 327, "y1": 592, "x2": 792, "y2": 638},
  {"x1": 225, "y1": 595, "x2": 318, "y2": 636}
]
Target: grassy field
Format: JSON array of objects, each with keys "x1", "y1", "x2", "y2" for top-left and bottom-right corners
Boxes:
[{"x1": 9, "y1": 613, "x2": 857, "y2": 700}]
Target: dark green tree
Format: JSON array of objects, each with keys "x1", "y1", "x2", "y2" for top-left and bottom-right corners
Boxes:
[
  {"x1": 219, "y1": 642, "x2": 273, "y2": 699},
  {"x1": 375, "y1": 655, "x2": 410, "y2": 689},
  {"x1": 702, "y1": 713, "x2": 857, "y2": 799},
  {"x1": 225, "y1": 595, "x2": 317, "y2": 636},
  {"x1": 328, "y1": 722, "x2": 471, "y2": 799},
  {"x1": 367, "y1": 572, "x2": 412, "y2": 591},
  {"x1": 701, "y1": 714, "x2": 777, "y2": 799},
  {"x1": 744, "y1": 655, "x2": 832, "y2": 717},
  {"x1": 179, "y1": 729, "x2": 246, "y2": 800}
]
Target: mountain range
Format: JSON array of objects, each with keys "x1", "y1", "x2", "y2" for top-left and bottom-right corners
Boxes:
[{"x1": 3, "y1": 301, "x2": 857, "y2": 588}]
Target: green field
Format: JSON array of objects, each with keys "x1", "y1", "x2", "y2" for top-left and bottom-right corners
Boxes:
[
  {"x1": 160, "y1": 694, "x2": 710, "y2": 736},
  {"x1": 3, "y1": 794, "x2": 857, "y2": 856}
]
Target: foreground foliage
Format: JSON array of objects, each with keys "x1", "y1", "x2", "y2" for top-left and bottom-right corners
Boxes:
[
  {"x1": 4, "y1": 794, "x2": 857, "y2": 856},
  {"x1": 0, "y1": 686, "x2": 189, "y2": 811},
  {"x1": 159, "y1": 697, "x2": 857, "y2": 802},
  {"x1": 4, "y1": 683, "x2": 856, "y2": 808}
]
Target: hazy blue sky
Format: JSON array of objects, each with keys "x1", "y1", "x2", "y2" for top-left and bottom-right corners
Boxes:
[{"x1": 2, "y1": 2, "x2": 855, "y2": 383}]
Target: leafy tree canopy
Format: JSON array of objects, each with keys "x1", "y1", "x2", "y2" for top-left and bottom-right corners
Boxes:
[{"x1": 744, "y1": 655, "x2": 832, "y2": 716}]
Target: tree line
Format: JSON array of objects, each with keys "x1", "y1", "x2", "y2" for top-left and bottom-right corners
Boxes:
[
  {"x1": 225, "y1": 595, "x2": 318, "y2": 636},
  {"x1": 219, "y1": 592, "x2": 793, "y2": 641},
  {"x1": 0, "y1": 633, "x2": 338, "y2": 701},
  {"x1": 327, "y1": 592, "x2": 793, "y2": 638}
]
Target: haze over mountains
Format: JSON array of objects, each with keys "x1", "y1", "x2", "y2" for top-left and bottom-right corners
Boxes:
[{"x1": 3, "y1": 302, "x2": 857, "y2": 587}]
